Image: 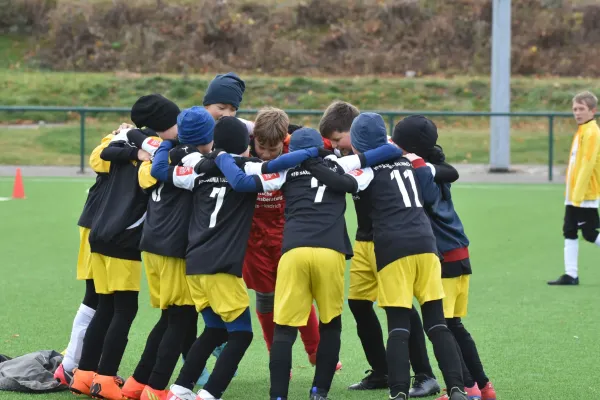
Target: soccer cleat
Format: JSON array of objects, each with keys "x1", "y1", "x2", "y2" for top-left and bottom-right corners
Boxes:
[
  {"x1": 547, "y1": 274, "x2": 579, "y2": 285},
  {"x1": 196, "y1": 389, "x2": 222, "y2": 400},
  {"x1": 140, "y1": 385, "x2": 168, "y2": 400},
  {"x1": 309, "y1": 387, "x2": 329, "y2": 399},
  {"x1": 347, "y1": 369, "x2": 388, "y2": 390},
  {"x1": 409, "y1": 374, "x2": 441, "y2": 397},
  {"x1": 122, "y1": 376, "x2": 147, "y2": 400},
  {"x1": 436, "y1": 387, "x2": 469, "y2": 400},
  {"x1": 389, "y1": 392, "x2": 407, "y2": 400},
  {"x1": 480, "y1": 382, "x2": 496, "y2": 400},
  {"x1": 69, "y1": 369, "x2": 95, "y2": 396},
  {"x1": 465, "y1": 384, "x2": 482, "y2": 400},
  {"x1": 54, "y1": 364, "x2": 74, "y2": 386},
  {"x1": 166, "y1": 385, "x2": 197, "y2": 400},
  {"x1": 90, "y1": 374, "x2": 126, "y2": 400},
  {"x1": 308, "y1": 353, "x2": 342, "y2": 371}
]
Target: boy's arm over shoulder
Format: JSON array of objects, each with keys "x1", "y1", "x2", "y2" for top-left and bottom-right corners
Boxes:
[
  {"x1": 572, "y1": 125, "x2": 600, "y2": 206},
  {"x1": 431, "y1": 161, "x2": 459, "y2": 183},
  {"x1": 138, "y1": 160, "x2": 157, "y2": 190},
  {"x1": 303, "y1": 158, "x2": 373, "y2": 193},
  {"x1": 214, "y1": 153, "x2": 277, "y2": 192},
  {"x1": 151, "y1": 141, "x2": 197, "y2": 191}
]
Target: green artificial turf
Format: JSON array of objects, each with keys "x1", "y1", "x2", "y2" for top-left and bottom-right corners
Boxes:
[{"x1": 0, "y1": 179, "x2": 598, "y2": 399}]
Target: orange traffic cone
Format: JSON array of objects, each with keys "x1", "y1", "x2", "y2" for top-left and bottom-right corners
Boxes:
[{"x1": 12, "y1": 168, "x2": 25, "y2": 199}]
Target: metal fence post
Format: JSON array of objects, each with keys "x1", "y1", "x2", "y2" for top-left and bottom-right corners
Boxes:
[
  {"x1": 388, "y1": 114, "x2": 394, "y2": 137},
  {"x1": 79, "y1": 110, "x2": 86, "y2": 174},
  {"x1": 548, "y1": 115, "x2": 554, "y2": 182}
]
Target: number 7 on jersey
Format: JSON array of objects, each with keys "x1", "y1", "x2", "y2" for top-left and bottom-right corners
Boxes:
[{"x1": 209, "y1": 187, "x2": 226, "y2": 228}]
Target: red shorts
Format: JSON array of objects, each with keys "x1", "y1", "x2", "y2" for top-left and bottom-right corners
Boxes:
[{"x1": 243, "y1": 243, "x2": 281, "y2": 293}]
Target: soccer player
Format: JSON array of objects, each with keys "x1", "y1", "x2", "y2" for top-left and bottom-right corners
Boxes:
[
  {"x1": 548, "y1": 91, "x2": 600, "y2": 286},
  {"x1": 303, "y1": 113, "x2": 468, "y2": 400},
  {"x1": 318, "y1": 100, "x2": 360, "y2": 155},
  {"x1": 121, "y1": 107, "x2": 216, "y2": 400},
  {"x1": 317, "y1": 101, "x2": 442, "y2": 396},
  {"x1": 151, "y1": 115, "x2": 319, "y2": 400},
  {"x1": 69, "y1": 94, "x2": 180, "y2": 400},
  {"x1": 212, "y1": 127, "x2": 402, "y2": 400},
  {"x1": 393, "y1": 115, "x2": 496, "y2": 400},
  {"x1": 245, "y1": 107, "x2": 339, "y2": 371},
  {"x1": 55, "y1": 124, "x2": 139, "y2": 386}
]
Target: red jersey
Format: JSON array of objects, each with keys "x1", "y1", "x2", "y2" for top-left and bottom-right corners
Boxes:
[{"x1": 247, "y1": 135, "x2": 291, "y2": 249}]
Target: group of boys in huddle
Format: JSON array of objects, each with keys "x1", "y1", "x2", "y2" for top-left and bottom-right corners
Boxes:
[{"x1": 53, "y1": 72, "x2": 497, "y2": 400}]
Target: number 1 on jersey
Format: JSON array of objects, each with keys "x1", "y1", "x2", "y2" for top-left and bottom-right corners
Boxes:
[
  {"x1": 311, "y1": 177, "x2": 326, "y2": 203},
  {"x1": 209, "y1": 187, "x2": 226, "y2": 228},
  {"x1": 391, "y1": 169, "x2": 422, "y2": 208}
]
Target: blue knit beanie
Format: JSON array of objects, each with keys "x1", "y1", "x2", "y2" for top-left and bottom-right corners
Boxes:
[
  {"x1": 202, "y1": 72, "x2": 246, "y2": 110},
  {"x1": 289, "y1": 128, "x2": 323, "y2": 152},
  {"x1": 350, "y1": 112, "x2": 388, "y2": 153},
  {"x1": 177, "y1": 106, "x2": 215, "y2": 145}
]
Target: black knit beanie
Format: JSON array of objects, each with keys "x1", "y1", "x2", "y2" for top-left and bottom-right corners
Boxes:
[
  {"x1": 131, "y1": 94, "x2": 181, "y2": 132},
  {"x1": 214, "y1": 116, "x2": 250, "y2": 155},
  {"x1": 392, "y1": 115, "x2": 438, "y2": 158}
]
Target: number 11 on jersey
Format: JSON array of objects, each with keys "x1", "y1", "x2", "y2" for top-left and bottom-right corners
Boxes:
[
  {"x1": 209, "y1": 187, "x2": 226, "y2": 228},
  {"x1": 391, "y1": 169, "x2": 422, "y2": 208}
]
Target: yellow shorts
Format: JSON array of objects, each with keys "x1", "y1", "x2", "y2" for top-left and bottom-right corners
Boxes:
[
  {"x1": 91, "y1": 253, "x2": 142, "y2": 294},
  {"x1": 186, "y1": 274, "x2": 249, "y2": 322},
  {"x1": 377, "y1": 253, "x2": 445, "y2": 309},
  {"x1": 142, "y1": 252, "x2": 194, "y2": 309},
  {"x1": 442, "y1": 275, "x2": 470, "y2": 318},
  {"x1": 76, "y1": 227, "x2": 93, "y2": 280},
  {"x1": 274, "y1": 247, "x2": 345, "y2": 327},
  {"x1": 348, "y1": 241, "x2": 378, "y2": 302}
]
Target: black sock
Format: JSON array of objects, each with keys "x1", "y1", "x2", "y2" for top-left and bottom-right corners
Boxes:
[
  {"x1": 384, "y1": 307, "x2": 411, "y2": 398},
  {"x1": 447, "y1": 318, "x2": 488, "y2": 389},
  {"x1": 204, "y1": 330, "x2": 253, "y2": 398},
  {"x1": 181, "y1": 311, "x2": 199, "y2": 359},
  {"x1": 97, "y1": 291, "x2": 139, "y2": 376},
  {"x1": 348, "y1": 299, "x2": 387, "y2": 375},
  {"x1": 269, "y1": 324, "x2": 298, "y2": 398},
  {"x1": 408, "y1": 306, "x2": 435, "y2": 379},
  {"x1": 82, "y1": 279, "x2": 99, "y2": 310},
  {"x1": 311, "y1": 316, "x2": 341, "y2": 394},
  {"x1": 175, "y1": 328, "x2": 228, "y2": 390},
  {"x1": 421, "y1": 300, "x2": 463, "y2": 391},
  {"x1": 455, "y1": 335, "x2": 474, "y2": 388},
  {"x1": 78, "y1": 294, "x2": 114, "y2": 371},
  {"x1": 133, "y1": 309, "x2": 169, "y2": 384},
  {"x1": 148, "y1": 306, "x2": 197, "y2": 390}
]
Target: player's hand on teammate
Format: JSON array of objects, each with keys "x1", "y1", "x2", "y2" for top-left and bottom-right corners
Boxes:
[
  {"x1": 137, "y1": 149, "x2": 152, "y2": 161},
  {"x1": 317, "y1": 148, "x2": 334, "y2": 158},
  {"x1": 112, "y1": 123, "x2": 135, "y2": 135}
]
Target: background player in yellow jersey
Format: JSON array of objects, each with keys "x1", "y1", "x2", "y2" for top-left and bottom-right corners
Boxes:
[{"x1": 548, "y1": 91, "x2": 600, "y2": 285}]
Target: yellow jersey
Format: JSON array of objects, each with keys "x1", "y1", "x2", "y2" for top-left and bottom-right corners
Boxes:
[{"x1": 565, "y1": 119, "x2": 600, "y2": 208}]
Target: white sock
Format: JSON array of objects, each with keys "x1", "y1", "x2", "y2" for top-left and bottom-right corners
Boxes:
[
  {"x1": 62, "y1": 303, "x2": 95, "y2": 371},
  {"x1": 564, "y1": 239, "x2": 579, "y2": 279},
  {"x1": 595, "y1": 234, "x2": 600, "y2": 247}
]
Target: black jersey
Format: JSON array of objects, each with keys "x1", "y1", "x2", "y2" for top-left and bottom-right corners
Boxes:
[
  {"x1": 89, "y1": 159, "x2": 149, "y2": 260},
  {"x1": 168, "y1": 159, "x2": 258, "y2": 277},
  {"x1": 78, "y1": 174, "x2": 109, "y2": 229},
  {"x1": 139, "y1": 146, "x2": 199, "y2": 259},
  {"x1": 350, "y1": 158, "x2": 438, "y2": 270},
  {"x1": 261, "y1": 159, "x2": 353, "y2": 258}
]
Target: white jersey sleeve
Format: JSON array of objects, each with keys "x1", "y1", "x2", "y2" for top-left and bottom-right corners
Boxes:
[
  {"x1": 171, "y1": 166, "x2": 199, "y2": 191},
  {"x1": 346, "y1": 167, "x2": 374, "y2": 192},
  {"x1": 257, "y1": 169, "x2": 288, "y2": 192},
  {"x1": 329, "y1": 154, "x2": 362, "y2": 173}
]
